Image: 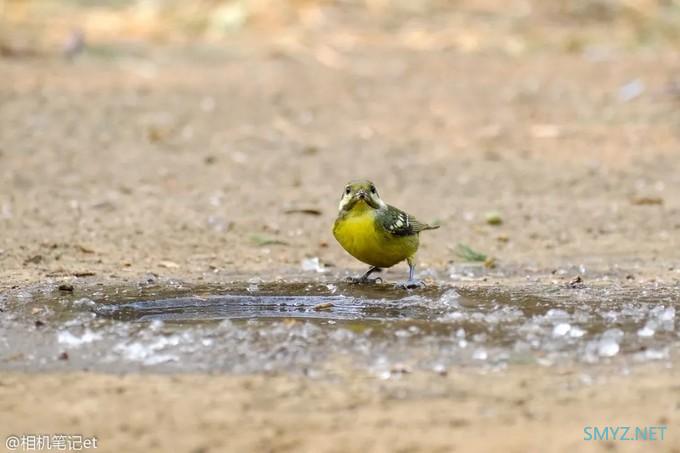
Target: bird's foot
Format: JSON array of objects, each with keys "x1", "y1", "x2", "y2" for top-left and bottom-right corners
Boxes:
[
  {"x1": 396, "y1": 279, "x2": 424, "y2": 289},
  {"x1": 346, "y1": 275, "x2": 383, "y2": 285}
]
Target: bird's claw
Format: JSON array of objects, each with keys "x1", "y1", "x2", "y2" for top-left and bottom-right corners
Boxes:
[
  {"x1": 346, "y1": 276, "x2": 383, "y2": 285},
  {"x1": 396, "y1": 279, "x2": 424, "y2": 289}
]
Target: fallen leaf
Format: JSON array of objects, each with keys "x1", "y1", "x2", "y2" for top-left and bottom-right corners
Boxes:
[
  {"x1": 454, "y1": 244, "x2": 487, "y2": 262},
  {"x1": 485, "y1": 211, "x2": 503, "y2": 225},
  {"x1": 158, "y1": 260, "x2": 180, "y2": 269},
  {"x1": 250, "y1": 234, "x2": 289, "y2": 246},
  {"x1": 301, "y1": 145, "x2": 319, "y2": 155},
  {"x1": 73, "y1": 271, "x2": 96, "y2": 277},
  {"x1": 631, "y1": 196, "x2": 663, "y2": 206},
  {"x1": 24, "y1": 255, "x2": 43, "y2": 265},
  {"x1": 76, "y1": 244, "x2": 95, "y2": 254},
  {"x1": 284, "y1": 208, "x2": 322, "y2": 216}
]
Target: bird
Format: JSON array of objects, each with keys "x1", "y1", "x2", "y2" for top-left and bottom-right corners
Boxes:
[{"x1": 332, "y1": 180, "x2": 439, "y2": 288}]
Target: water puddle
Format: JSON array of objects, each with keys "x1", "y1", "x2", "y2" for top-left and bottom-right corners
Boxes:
[{"x1": 1, "y1": 279, "x2": 678, "y2": 375}]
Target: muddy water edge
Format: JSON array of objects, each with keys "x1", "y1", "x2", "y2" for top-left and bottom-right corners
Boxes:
[{"x1": 1, "y1": 271, "x2": 680, "y2": 451}]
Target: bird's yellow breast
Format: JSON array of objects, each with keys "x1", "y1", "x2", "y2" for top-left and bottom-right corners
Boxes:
[{"x1": 333, "y1": 205, "x2": 418, "y2": 268}]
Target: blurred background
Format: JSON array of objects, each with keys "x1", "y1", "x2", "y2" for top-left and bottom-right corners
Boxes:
[
  {"x1": 2, "y1": 0, "x2": 680, "y2": 56},
  {"x1": 0, "y1": 0, "x2": 680, "y2": 275},
  {"x1": 1, "y1": 0, "x2": 679, "y2": 277},
  {"x1": 2, "y1": 3, "x2": 680, "y2": 452}
]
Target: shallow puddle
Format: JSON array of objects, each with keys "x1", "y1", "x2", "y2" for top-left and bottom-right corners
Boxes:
[{"x1": 1, "y1": 279, "x2": 678, "y2": 375}]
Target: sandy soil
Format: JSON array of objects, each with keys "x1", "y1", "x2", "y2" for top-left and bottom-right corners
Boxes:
[
  {"x1": 0, "y1": 365, "x2": 678, "y2": 453},
  {"x1": 2, "y1": 5, "x2": 680, "y2": 451},
  {"x1": 1, "y1": 48, "x2": 680, "y2": 289}
]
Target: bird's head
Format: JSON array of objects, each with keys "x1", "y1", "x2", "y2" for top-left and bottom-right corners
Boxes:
[{"x1": 338, "y1": 180, "x2": 386, "y2": 212}]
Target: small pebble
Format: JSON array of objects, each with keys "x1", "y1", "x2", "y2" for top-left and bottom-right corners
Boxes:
[{"x1": 313, "y1": 302, "x2": 334, "y2": 311}]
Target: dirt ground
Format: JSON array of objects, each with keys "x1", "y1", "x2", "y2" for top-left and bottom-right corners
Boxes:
[
  {"x1": 1, "y1": 50, "x2": 679, "y2": 286},
  {"x1": 0, "y1": 365, "x2": 678, "y2": 453},
  {"x1": 2, "y1": 1, "x2": 680, "y2": 451}
]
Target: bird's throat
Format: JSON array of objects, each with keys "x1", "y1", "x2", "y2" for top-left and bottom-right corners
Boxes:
[{"x1": 346, "y1": 199, "x2": 375, "y2": 217}]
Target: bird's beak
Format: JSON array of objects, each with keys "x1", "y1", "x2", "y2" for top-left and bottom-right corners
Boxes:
[{"x1": 354, "y1": 190, "x2": 379, "y2": 208}]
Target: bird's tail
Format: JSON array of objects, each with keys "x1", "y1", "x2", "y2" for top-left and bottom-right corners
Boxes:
[{"x1": 422, "y1": 223, "x2": 440, "y2": 231}]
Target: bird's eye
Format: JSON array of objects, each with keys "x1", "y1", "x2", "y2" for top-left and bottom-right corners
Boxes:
[
  {"x1": 370, "y1": 185, "x2": 376, "y2": 194},
  {"x1": 345, "y1": 187, "x2": 351, "y2": 195}
]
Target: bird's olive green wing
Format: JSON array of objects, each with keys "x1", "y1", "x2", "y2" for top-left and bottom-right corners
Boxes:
[{"x1": 378, "y1": 205, "x2": 439, "y2": 237}]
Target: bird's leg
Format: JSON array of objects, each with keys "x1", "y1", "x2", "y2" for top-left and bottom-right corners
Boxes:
[
  {"x1": 346, "y1": 266, "x2": 383, "y2": 284},
  {"x1": 397, "y1": 256, "x2": 424, "y2": 289}
]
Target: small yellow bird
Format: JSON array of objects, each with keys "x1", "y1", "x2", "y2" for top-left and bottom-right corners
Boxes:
[{"x1": 333, "y1": 180, "x2": 439, "y2": 288}]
